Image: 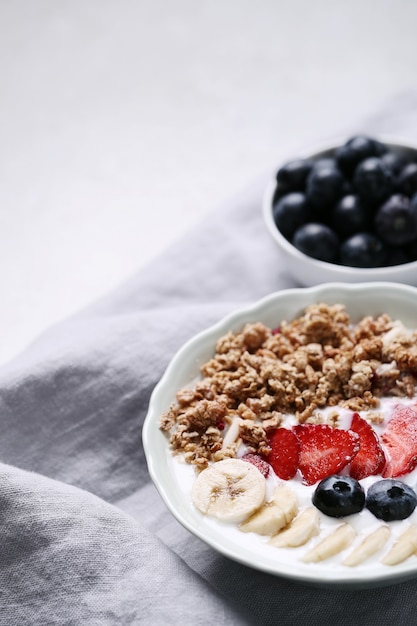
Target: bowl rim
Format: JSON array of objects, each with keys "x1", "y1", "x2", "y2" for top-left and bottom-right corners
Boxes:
[{"x1": 263, "y1": 137, "x2": 417, "y2": 275}]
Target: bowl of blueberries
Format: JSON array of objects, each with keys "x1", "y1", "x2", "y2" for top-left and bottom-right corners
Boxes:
[{"x1": 263, "y1": 135, "x2": 417, "y2": 286}]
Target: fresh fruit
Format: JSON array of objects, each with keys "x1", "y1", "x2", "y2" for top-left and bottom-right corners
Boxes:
[
  {"x1": 271, "y1": 136, "x2": 417, "y2": 269},
  {"x1": 366, "y1": 479, "x2": 417, "y2": 521},
  {"x1": 239, "y1": 484, "x2": 298, "y2": 535},
  {"x1": 339, "y1": 232, "x2": 387, "y2": 268},
  {"x1": 386, "y1": 244, "x2": 417, "y2": 266},
  {"x1": 272, "y1": 192, "x2": 310, "y2": 240},
  {"x1": 292, "y1": 223, "x2": 339, "y2": 263},
  {"x1": 241, "y1": 452, "x2": 270, "y2": 478},
  {"x1": 268, "y1": 427, "x2": 300, "y2": 480},
  {"x1": 312, "y1": 475, "x2": 365, "y2": 517},
  {"x1": 292, "y1": 424, "x2": 360, "y2": 486},
  {"x1": 380, "y1": 151, "x2": 405, "y2": 176},
  {"x1": 381, "y1": 524, "x2": 417, "y2": 565},
  {"x1": 269, "y1": 508, "x2": 320, "y2": 548},
  {"x1": 375, "y1": 194, "x2": 417, "y2": 246},
  {"x1": 353, "y1": 157, "x2": 393, "y2": 206},
  {"x1": 331, "y1": 195, "x2": 371, "y2": 238},
  {"x1": 335, "y1": 135, "x2": 386, "y2": 178},
  {"x1": 381, "y1": 404, "x2": 417, "y2": 477},
  {"x1": 397, "y1": 162, "x2": 417, "y2": 197},
  {"x1": 191, "y1": 458, "x2": 266, "y2": 522},
  {"x1": 343, "y1": 526, "x2": 390, "y2": 566},
  {"x1": 276, "y1": 159, "x2": 313, "y2": 193},
  {"x1": 404, "y1": 238, "x2": 417, "y2": 262},
  {"x1": 349, "y1": 412, "x2": 386, "y2": 480},
  {"x1": 302, "y1": 523, "x2": 355, "y2": 563},
  {"x1": 306, "y1": 165, "x2": 344, "y2": 211},
  {"x1": 311, "y1": 157, "x2": 339, "y2": 172}
]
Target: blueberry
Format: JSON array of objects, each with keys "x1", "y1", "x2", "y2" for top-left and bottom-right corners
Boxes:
[
  {"x1": 341, "y1": 179, "x2": 354, "y2": 196},
  {"x1": 380, "y1": 151, "x2": 406, "y2": 177},
  {"x1": 404, "y1": 238, "x2": 417, "y2": 262},
  {"x1": 353, "y1": 157, "x2": 393, "y2": 206},
  {"x1": 335, "y1": 135, "x2": 387, "y2": 178},
  {"x1": 331, "y1": 194, "x2": 371, "y2": 238},
  {"x1": 311, "y1": 157, "x2": 338, "y2": 171},
  {"x1": 340, "y1": 232, "x2": 387, "y2": 268},
  {"x1": 292, "y1": 222, "x2": 339, "y2": 263},
  {"x1": 386, "y1": 245, "x2": 416, "y2": 266},
  {"x1": 272, "y1": 186, "x2": 286, "y2": 205},
  {"x1": 306, "y1": 166, "x2": 344, "y2": 213},
  {"x1": 366, "y1": 479, "x2": 417, "y2": 521},
  {"x1": 375, "y1": 194, "x2": 417, "y2": 246},
  {"x1": 312, "y1": 475, "x2": 365, "y2": 517},
  {"x1": 276, "y1": 159, "x2": 313, "y2": 193},
  {"x1": 272, "y1": 193, "x2": 310, "y2": 240},
  {"x1": 397, "y1": 162, "x2": 417, "y2": 197},
  {"x1": 315, "y1": 159, "x2": 355, "y2": 197}
]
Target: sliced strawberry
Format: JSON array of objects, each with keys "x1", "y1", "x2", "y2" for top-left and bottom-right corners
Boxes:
[
  {"x1": 293, "y1": 424, "x2": 360, "y2": 486},
  {"x1": 349, "y1": 412, "x2": 386, "y2": 480},
  {"x1": 381, "y1": 404, "x2": 417, "y2": 478},
  {"x1": 267, "y1": 428, "x2": 300, "y2": 480},
  {"x1": 241, "y1": 452, "x2": 271, "y2": 478}
]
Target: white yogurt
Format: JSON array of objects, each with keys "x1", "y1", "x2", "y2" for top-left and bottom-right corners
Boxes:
[{"x1": 169, "y1": 396, "x2": 417, "y2": 571}]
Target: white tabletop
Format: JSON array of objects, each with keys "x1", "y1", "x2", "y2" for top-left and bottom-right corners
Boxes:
[{"x1": 1, "y1": 0, "x2": 416, "y2": 364}]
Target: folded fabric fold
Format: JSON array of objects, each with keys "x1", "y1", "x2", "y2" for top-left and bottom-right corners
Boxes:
[{"x1": 0, "y1": 463, "x2": 249, "y2": 626}]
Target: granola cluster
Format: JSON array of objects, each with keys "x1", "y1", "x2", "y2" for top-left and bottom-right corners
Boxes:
[{"x1": 159, "y1": 303, "x2": 417, "y2": 469}]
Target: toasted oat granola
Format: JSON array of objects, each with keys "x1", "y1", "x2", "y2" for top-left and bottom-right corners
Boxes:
[{"x1": 159, "y1": 303, "x2": 417, "y2": 470}]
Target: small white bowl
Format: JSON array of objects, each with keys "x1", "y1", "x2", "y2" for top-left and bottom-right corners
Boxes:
[{"x1": 263, "y1": 140, "x2": 417, "y2": 287}]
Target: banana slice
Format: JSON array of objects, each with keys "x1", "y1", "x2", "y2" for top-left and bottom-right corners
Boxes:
[
  {"x1": 239, "y1": 484, "x2": 298, "y2": 536},
  {"x1": 343, "y1": 526, "x2": 390, "y2": 566},
  {"x1": 382, "y1": 524, "x2": 417, "y2": 566},
  {"x1": 302, "y1": 523, "x2": 355, "y2": 563},
  {"x1": 191, "y1": 458, "x2": 266, "y2": 523},
  {"x1": 269, "y1": 507, "x2": 320, "y2": 548}
]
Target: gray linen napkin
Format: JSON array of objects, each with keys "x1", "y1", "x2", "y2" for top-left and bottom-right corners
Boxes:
[{"x1": 2, "y1": 92, "x2": 417, "y2": 625}]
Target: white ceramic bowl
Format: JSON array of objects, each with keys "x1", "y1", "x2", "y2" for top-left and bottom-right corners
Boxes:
[
  {"x1": 143, "y1": 282, "x2": 417, "y2": 588},
  {"x1": 263, "y1": 139, "x2": 417, "y2": 287}
]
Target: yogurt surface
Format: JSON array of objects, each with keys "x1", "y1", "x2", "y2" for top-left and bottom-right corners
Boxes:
[{"x1": 169, "y1": 396, "x2": 417, "y2": 573}]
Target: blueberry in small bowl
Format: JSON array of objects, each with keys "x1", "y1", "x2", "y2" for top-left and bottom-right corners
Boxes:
[{"x1": 263, "y1": 136, "x2": 417, "y2": 286}]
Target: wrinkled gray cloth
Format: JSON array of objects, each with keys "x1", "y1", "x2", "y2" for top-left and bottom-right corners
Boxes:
[{"x1": 2, "y1": 93, "x2": 417, "y2": 625}]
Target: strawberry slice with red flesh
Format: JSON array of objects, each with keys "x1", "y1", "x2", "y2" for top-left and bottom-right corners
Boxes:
[
  {"x1": 267, "y1": 428, "x2": 300, "y2": 480},
  {"x1": 241, "y1": 452, "x2": 271, "y2": 478},
  {"x1": 293, "y1": 424, "x2": 360, "y2": 486},
  {"x1": 349, "y1": 412, "x2": 386, "y2": 480},
  {"x1": 381, "y1": 404, "x2": 417, "y2": 478}
]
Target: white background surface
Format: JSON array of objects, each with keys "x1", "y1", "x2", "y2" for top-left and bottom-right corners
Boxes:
[{"x1": 1, "y1": 0, "x2": 417, "y2": 364}]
